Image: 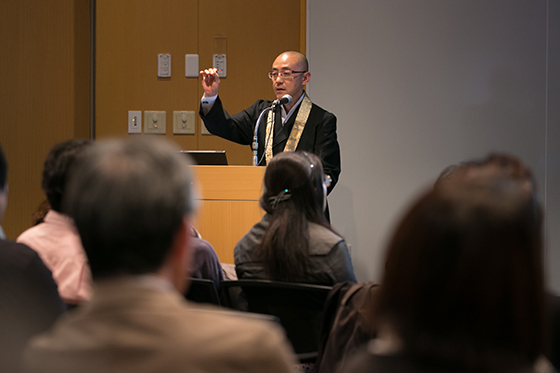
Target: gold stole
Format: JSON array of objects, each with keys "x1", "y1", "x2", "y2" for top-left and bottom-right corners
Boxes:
[{"x1": 264, "y1": 95, "x2": 312, "y2": 165}]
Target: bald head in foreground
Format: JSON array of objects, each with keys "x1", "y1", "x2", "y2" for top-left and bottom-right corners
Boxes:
[{"x1": 23, "y1": 137, "x2": 297, "y2": 373}]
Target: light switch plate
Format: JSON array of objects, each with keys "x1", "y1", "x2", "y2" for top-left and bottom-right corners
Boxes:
[
  {"x1": 158, "y1": 54, "x2": 171, "y2": 78},
  {"x1": 128, "y1": 111, "x2": 142, "y2": 134},
  {"x1": 185, "y1": 54, "x2": 199, "y2": 78},
  {"x1": 213, "y1": 54, "x2": 226, "y2": 78},
  {"x1": 144, "y1": 111, "x2": 166, "y2": 134},
  {"x1": 173, "y1": 111, "x2": 195, "y2": 134}
]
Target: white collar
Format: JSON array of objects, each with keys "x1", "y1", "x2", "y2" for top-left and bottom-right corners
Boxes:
[{"x1": 281, "y1": 92, "x2": 307, "y2": 124}]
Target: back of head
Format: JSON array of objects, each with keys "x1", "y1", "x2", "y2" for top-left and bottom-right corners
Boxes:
[
  {"x1": 258, "y1": 151, "x2": 327, "y2": 281},
  {"x1": 376, "y1": 179, "x2": 544, "y2": 370},
  {"x1": 435, "y1": 153, "x2": 536, "y2": 194},
  {"x1": 63, "y1": 137, "x2": 196, "y2": 279},
  {"x1": 260, "y1": 151, "x2": 325, "y2": 219},
  {"x1": 43, "y1": 139, "x2": 92, "y2": 212}
]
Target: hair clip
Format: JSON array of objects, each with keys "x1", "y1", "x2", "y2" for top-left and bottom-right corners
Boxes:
[{"x1": 269, "y1": 189, "x2": 292, "y2": 210}]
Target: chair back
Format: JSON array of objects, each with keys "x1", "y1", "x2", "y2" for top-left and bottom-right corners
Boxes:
[
  {"x1": 221, "y1": 280, "x2": 332, "y2": 356},
  {"x1": 185, "y1": 278, "x2": 221, "y2": 306}
]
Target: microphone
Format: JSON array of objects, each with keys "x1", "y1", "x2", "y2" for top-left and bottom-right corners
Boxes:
[
  {"x1": 272, "y1": 94, "x2": 292, "y2": 107},
  {"x1": 252, "y1": 94, "x2": 292, "y2": 166}
]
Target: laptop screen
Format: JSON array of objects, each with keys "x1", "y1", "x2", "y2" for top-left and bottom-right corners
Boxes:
[{"x1": 180, "y1": 150, "x2": 228, "y2": 165}]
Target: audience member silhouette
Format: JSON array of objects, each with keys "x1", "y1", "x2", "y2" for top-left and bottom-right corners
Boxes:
[
  {"x1": 344, "y1": 168, "x2": 549, "y2": 372},
  {"x1": 23, "y1": 137, "x2": 297, "y2": 373},
  {"x1": 436, "y1": 153, "x2": 558, "y2": 371},
  {"x1": 0, "y1": 142, "x2": 64, "y2": 372},
  {"x1": 18, "y1": 139, "x2": 92, "y2": 305},
  {"x1": 189, "y1": 226, "x2": 223, "y2": 284},
  {"x1": 235, "y1": 151, "x2": 355, "y2": 285}
]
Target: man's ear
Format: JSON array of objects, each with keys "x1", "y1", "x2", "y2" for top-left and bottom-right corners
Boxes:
[
  {"x1": 168, "y1": 216, "x2": 193, "y2": 294},
  {"x1": 302, "y1": 71, "x2": 311, "y2": 86}
]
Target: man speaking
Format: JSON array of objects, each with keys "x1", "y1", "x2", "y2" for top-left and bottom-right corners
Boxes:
[{"x1": 199, "y1": 51, "x2": 340, "y2": 194}]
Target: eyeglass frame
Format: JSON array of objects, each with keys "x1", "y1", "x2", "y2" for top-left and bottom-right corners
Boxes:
[{"x1": 267, "y1": 69, "x2": 308, "y2": 80}]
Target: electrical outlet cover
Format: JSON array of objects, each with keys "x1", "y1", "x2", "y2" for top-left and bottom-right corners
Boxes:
[
  {"x1": 128, "y1": 111, "x2": 142, "y2": 134},
  {"x1": 173, "y1": 111, "x2": 195, "y2": 134},
  {"x1": 144, "y1": 111, "x2": 166, "y2": 134}
]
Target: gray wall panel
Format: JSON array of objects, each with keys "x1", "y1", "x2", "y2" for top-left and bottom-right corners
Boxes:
[{"x1": 307, "y1": 0, "x2": 557, "y2": 288}]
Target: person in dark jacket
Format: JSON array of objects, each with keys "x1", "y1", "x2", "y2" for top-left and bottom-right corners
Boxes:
[
  {"x1": 0, "y1": 142, "x2": 65, "y2": 372},
  {"x1": 235, "y1": 151, "x2": 355, "y2": 286}
]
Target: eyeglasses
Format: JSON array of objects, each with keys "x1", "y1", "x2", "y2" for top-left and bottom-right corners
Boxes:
[
  {"x1": 323, "y1": 175, "x2": 332, "y2": 188},
  {"x1": 268, "y1": 69, "x2": 307, "y2": 80}
]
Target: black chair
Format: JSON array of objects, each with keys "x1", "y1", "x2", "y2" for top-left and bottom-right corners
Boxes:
[
  {"x1": 220, "y1": 279, "x2": 332, "y2": 362},
  {"x1": 185, "y1": 278, "x2": 221, "y2": 306}
]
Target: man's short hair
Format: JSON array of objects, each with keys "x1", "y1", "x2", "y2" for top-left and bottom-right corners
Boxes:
[
  {"x1": 63, "y1": 137, "x2": 196, "y2": 279},
  {"x1": 43, "y1": 139, "x2": 91, "y2": 212},
  {"x1": 0, "y1": 142, "x2": 6, "y2": 191}
]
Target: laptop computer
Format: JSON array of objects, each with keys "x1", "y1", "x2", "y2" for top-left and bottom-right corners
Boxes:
[{"x1": 181, "y1": 150, "x2": 228, "y2": 165}]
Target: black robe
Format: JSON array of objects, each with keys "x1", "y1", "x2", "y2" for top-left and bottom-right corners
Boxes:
[{"x1": 199, "y1": 95, "x2": 341, "y2": 193}]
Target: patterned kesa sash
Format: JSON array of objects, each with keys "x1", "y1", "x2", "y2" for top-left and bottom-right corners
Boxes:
[{"x1": 265, "y1": 95, "x2": 312, "y2": 165}]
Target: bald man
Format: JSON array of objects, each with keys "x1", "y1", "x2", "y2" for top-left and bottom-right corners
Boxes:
[{"x1": 199, "y1": 51, "x2": 341, "y2": 194}]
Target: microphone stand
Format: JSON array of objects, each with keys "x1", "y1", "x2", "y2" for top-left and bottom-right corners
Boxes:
[{"x1": 253, "y1": 104, "x2": 278, "y2": 166}]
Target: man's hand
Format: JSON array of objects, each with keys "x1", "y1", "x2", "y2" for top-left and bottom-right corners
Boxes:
[{"x1": 200, "y1": 68, "x2": 220, "y2": 97}]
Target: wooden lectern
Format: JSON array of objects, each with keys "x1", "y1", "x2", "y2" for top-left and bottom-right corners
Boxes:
[{"x1": 192, "y1": 166, "x2": 266, "y2": 264}]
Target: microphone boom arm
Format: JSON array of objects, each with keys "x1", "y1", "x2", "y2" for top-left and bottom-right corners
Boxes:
[
  {"x1": 252, "y1": 94, "x2": 291, "y2": 166},
  {"x1": 253, "y1": 106, "x2": 273, "y2": 166}
]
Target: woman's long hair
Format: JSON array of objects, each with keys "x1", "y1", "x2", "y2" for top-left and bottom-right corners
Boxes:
[{"x1": 257, "y1": 151, "x2": 330, "y2": 282}]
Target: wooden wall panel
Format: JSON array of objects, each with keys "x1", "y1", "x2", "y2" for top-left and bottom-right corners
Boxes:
[
  {"x1": 0, "y1": 0, "x2": 90, "y2": 239},
  {"x1": 95, "y1": 0, "x2": 199, "y2": 153},
  {"x1": 197, "y1": 0, "x2": 302, "y2": 165},
  {"x1": 95, "y1": 0, "x2": 303, "y2": 263},
  {"x1": 96, "y1": 0, "x2": 302, "y2": 166}
]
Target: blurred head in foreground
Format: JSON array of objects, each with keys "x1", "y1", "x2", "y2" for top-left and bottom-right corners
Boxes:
[
  {"x1": 374, "y1": 174, "x2": 544, "y2": 370},
  {"x1": 63, "y1": 137, "x2": 196, "y2": 293}
]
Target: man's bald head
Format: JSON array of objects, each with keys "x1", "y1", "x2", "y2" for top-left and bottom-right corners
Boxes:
[{"x1": 277, "y1": 51, "x2": 309, "y2": 72}]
